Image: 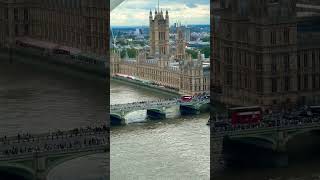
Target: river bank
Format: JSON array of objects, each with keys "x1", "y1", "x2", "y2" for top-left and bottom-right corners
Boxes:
[{"x1": 111, "y1": 76, "x2": 180, "y2": 97}]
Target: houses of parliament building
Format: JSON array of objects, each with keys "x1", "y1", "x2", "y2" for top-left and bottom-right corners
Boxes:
[
  {"x1": 111, "y1": 9, "x2": 210, "y2": 95},
  {"x1": 212, "y1": 0, "x2": 320, "y2": 108}
]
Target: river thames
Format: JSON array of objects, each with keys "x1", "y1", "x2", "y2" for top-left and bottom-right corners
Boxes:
[
  {"x1": 0, "y1": 60, "x2": 107, "y2": 180},
  {"x1": 110, "y1": 80, "x2": 210, "y2": 180}
]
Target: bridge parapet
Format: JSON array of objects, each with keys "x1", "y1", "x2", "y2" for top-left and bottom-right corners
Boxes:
[
  {"x1": 0, "y1": 127, "x2": 108, "y2": 144},
  {"x1": 212, "y1": 121, "x2": 320, "y2": 153},
  {"x1": 0, "y1": 144, "x2": 108, "y2": 161},
  {"x1": 0, "y1": 128, "x2": 109, "y2": 159},
  {"x1": 110, "y1": 99, "x2": 209, "y2": 113},
  {"x1": 212, "y1": 121, "x2": 320, "y2": 139}
]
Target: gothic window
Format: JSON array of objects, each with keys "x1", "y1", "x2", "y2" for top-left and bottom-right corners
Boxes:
[
  {"x1": 14, "y1": 8, "x2": 18, "y2": 21},
  {"x1": 319, "y1": 75, "x2": 320, "y2": 89},
  {"x1": 271, "y1": 78, "x2": 277, "y2": 92},
  {"x1": 271, "y1": 56, "x2": 277, "y2": 72},
  {"x1": 256, "y1": 77, "x2": 263, "y2": 93},
  {"x1": 297, "y1": 74, "x2": 301, "y2": 90},
  {"x1": 15, "y1": 24, "x2": 18, "y2": 36},
  {"x1": 226, "y1": 23, "x2": 231, "y2": 38},
  {"x1": 312, "y1": 51, "x2": 315, "y2": 71},
  {"x1": 304, "y1": 53, "x2": 308, "y2": 67},
  {"x1": 284, "y1": 76, "x2": 290, "y2": 91},
  {"x1": 256, "y1": 55, "x2": 262, "y2": 70},
  {"x1": 284, "y1": 28, "x2": 289, "y2": 43},
  {"x1": 86, "y1": 18, "x2": 91, "y2": 32},
  {"x1": 4, "y1": 8, "x2": 8, "y2": 20},
  {"x1": 284, "y1": 54, "x2": 289, "y2": 72},
  {"x1": 86, "y1": 36, "x2": 91, "y2": 47},
  {"x1": 304, "y1": 75, "x2": 308, "y2": 89},
  {"x1": 24, "y1": 8, "x2": 28, "y2": 21},
  {"x1": 256, "y1": 30, "x2": 261, "y2": 43},
  {"x1": 297, "y1": 54, "x2": 300, "y2": 69},
  {"x1": 24, "y1": 24, "x2": 29, "y2": 35},
  {"x1": 226, "y1": 71, "x2": 232, "y2": 85},
  {"x1": 271, "y1": 31, "x2": 276, "y2": 45},
  {"x1": 313, "y1": 75, "x2": 316, "y2": 89}
]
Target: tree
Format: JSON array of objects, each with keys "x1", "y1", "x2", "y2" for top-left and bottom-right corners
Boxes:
[
  {"x1": 200, "y1": 46, "x2": 210, "y2": 58},
  {"x1": 186, "y1": 49, "x2": 198, "y2": 59},
  {"x1": 120, "y1": 48, "x2": 137, "y2": 58},
  {"x1": 201, "y1": 36, "x2": 210, "y2": 42}
]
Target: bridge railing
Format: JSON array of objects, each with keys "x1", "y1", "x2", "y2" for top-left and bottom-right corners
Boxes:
[
  {"x1": 0, "y1": 130, "x2": 109, "y2": 147},
  {"x1": 0, "y1": 144, "x2": 108, "y2": 161},
  {"x1": 110, "y1": 99, "x2": 209, "y2": 111},
  {"x1": 211, "y1": 119, "x2": 320, "y2": 139},
  {"x1": 0, "y1": 128, "x2": 108, "y2": 144}
]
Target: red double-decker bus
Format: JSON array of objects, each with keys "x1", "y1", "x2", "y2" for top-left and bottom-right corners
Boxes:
[
  {"x1": 180, "y1": 95, "x2": 193, "y2": 102},
  {"x1": 229, "y1": 106, "x2": 262, "y2": 125}
]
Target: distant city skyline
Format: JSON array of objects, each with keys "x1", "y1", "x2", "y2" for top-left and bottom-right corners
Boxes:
[{"x1": 111, "y1": 0, "x2": 209, "y2": 26}]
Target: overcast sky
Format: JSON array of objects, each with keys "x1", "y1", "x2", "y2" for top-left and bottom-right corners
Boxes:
[{"x1": 111, "y1": 0, "x2": 209, "y2": 26}]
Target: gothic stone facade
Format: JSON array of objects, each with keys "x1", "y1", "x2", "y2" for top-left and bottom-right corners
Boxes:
[
  {"x1": 212, "y1": 0, "x2": 320, "y2": 108},
  {"x1": 0, "y1": 0, "x2": 108, "y2": 56},
  {"x1": 111, "y1": 51, "x2": 209, "y2": 95}
]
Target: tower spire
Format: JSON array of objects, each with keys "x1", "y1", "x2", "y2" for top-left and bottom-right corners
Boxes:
[{"x1": 158, "y1": 0, "x2": 160, "y2": 13}]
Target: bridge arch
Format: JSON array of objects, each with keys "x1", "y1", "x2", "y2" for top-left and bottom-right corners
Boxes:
[
  {"x1": 45, "y1": 147, "x2": 108, "y2": 179},
  {"x1": 0, "y1": 164, "x2": 35, "y2": 180},
  {"x1": 285, "y1": 128, "x2": 320, "y2": 145},
  {"x1": 227, "y1": 135, "x2": 276, "y2": 150}
]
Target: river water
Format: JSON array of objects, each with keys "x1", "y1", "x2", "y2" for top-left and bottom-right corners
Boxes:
[
  {"x1": 0, "y1": 60, "x2": 107, "y2": 180},
  {"x1": 212, "y1": 132, "x2": 320, "y2": 180},
  {"x1": 110, "y1": 80, "x2": 210, "y2": 180}
]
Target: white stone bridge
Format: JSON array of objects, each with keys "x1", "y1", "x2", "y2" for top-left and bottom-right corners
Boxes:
[
  {"x1": 211, "y1": 117, "x2": 320, "y2": 166},
  {"x1": 0, "y1": 128, "x2": 108, "y2": 180},
  {"x1": 110, "y1": 99, "x2": 210, "y2": 125}
]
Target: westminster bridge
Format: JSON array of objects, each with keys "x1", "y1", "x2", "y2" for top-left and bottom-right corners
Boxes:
[
  {"x1": 211, "y1": 111, "x2": 320, "y2": 166},
  {"x1": 0, "y1": 127, "x2": 108, "y2": 180},
  {"x1": 110, "y1": 98, "x2": 210, "y2": 125}
]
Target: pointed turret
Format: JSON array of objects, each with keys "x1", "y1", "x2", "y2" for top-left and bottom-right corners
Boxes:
[
  {"x1": 165, "y1": 9, "x2": 169, "y2": 25},
  {"x1": 197, "y1": 51, "x2": 201, "y2": 60},
  {"x1": 149, "y1": 10, "x2": 153, "y2": 21}
]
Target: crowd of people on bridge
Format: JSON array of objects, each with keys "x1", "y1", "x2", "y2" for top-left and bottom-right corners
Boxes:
[
  {"x1": 0, "y1": 125, "x2": 109, "y2": 156},
  {"x1": 111, "y1": 93, "x2": 209, "y2": 111},
  {"x1": 212, "y1": 105, "x2": 320, "y2": 133},
  {"x1": 2, "y1": 136, "x2": 107, "y2": 156},
  {"x1": 111, "y1": 99, "x2": 177, "y2": 111}
]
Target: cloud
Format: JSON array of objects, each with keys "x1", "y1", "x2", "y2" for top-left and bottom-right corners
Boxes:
[
  {"x1": 185, "y1": 2, "x2": 197, "y2": 8},
  {"x1": 111, "y1": 0, "x2": 209, "y2": 26}
]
